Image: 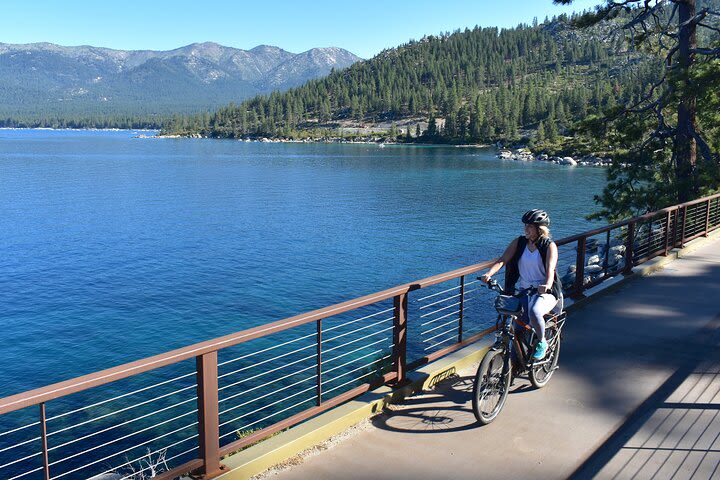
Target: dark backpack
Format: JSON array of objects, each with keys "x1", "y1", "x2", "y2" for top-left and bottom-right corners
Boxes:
[{"x1": 504, "y1": 235, "x2": 563, "y2": 300}]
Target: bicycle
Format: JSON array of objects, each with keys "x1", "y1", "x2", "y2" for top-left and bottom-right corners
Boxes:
[{"x1": 471, "y1": 279, "x2": 566, "y2": 425}]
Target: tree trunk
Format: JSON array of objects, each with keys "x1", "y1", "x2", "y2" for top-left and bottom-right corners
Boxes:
[{"x1": 674, "y1": 0, "x2": 698, "y2": 203}]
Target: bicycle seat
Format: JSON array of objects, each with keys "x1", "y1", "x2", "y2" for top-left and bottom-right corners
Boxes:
[{"x1": 494, "y1": 295, "x2": 521, "y2": 315}]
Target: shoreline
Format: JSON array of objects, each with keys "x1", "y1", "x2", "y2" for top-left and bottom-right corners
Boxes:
[
  {"x1": 497, "y1": 147, "x2": 613, "y2": 168},
  {"x1": 160, "y1": 134, "x2": 611, "y2": 167},
  {"x1": 3, "y1": 128, "x2": 610, "y2": 167},
  {"x1": 158, "y1": 132, "x2": 493, "y2": 148}
]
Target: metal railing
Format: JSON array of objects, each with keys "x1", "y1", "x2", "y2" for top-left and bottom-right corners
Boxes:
[{"x1": 1, "y1": 192, "x2": 719, "y2": 480}]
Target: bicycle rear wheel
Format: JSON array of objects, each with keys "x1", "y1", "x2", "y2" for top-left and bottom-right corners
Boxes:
[
  {"x1": 472, "y1": 349, "x2": 512, "y2": 425},
  {"x1": 529, "y1": 320, "x2": 561, "y2": 388}
]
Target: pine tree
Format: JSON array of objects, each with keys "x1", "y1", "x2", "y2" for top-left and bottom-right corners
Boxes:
[{"x1": 537, "y1": 120, "x2": 546, "y2": 143}]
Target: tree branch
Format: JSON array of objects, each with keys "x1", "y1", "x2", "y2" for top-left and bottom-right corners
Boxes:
[
  {"x1": 691, "y1": 47, "x2": 720, "y2": 55},
  {"x1": 686, "y1": 120, "x2": 716, "y2": 165},
  {"x1": 624, "y1": 1, "x2": 662, "y2": 30},
  {"x1": 698, "y1": 22, "x2": 720, "y2": 35},
  {"x1": 665, "y1": 45, "x2": 679, "y2": 65}
]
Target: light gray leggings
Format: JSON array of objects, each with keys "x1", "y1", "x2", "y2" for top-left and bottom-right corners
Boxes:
[{"x1": 520, "y1": 293, "x2": 558, "y2": 342}]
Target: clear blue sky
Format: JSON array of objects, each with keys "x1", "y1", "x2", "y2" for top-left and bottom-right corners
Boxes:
[{"x1": 2, "y1": 0, "x2": 602, "y2": 58}]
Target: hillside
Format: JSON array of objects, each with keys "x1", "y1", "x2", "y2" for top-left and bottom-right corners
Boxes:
[
  {"x1": 164, "y1": 9, "x2": 661, "y2": 144},
  {"x1": 0, "y1": 42, "x2": 361, "y2": 125}
]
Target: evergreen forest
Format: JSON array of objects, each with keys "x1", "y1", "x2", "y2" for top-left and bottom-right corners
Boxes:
[{"x1": 163, "y1": 11, "x2": 663, "y2": 148}]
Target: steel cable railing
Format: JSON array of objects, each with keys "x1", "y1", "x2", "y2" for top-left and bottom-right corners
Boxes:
[
  {"x1": 219, "y1": 374, "x2": 316, "y2": 417},
  {"x1": 219, "y1": 383, "x2": 318, "y2": 432},
  {"x1": 46, "y1": 383, "x2": 197, "y2": 438},
  {"x1": 0, "y1": 450, "x2": 42, "y2": 473},
  {"x1": 418, "y1": 291, "x2": 463, "y2": 311},
  {"x1": 633, "y1": 216, "x2": 668, "y2": 261},
  {"x1": 415, "y1": 284, "x2": 462, "y2": 303},
  {"x1": 419, "y1": 300, "x2": 462, "y2": 319},
  {"x1": 423, "y1": 328, "x2": 459, "y2": 349},
  {"x1": 219, "y1": 366, "x2": 316, "y2": 407},
  {"x1": 710, "y1": 198, "x2": 720, "y2": 228},
  {"x1": 323, "y1": 307, "x2": 395, "y2": 333},
  {"x1": 324, "y1": 337, "x2": 389, "y2": 365},
  {"x1": 419, "y1": 308, "x2": 461, "y2": 327},
  {"x1": 0, "y1": 422, "x2": 40, "y2": 439},
  {"x1": 1, "y1": 193, "x2": 718, "y2": 480},
  {"x1": 219, "y1": 341, "x2": 316, "y2": 381},
  {"x1": 322, "y1": 355, "x2": 393, "y2": 396},
  {"x1": 415, "y1": 279, "x2": 462, "y2": 334},
  {"x1": 117, "y1": 441, "x2": 197, "y2": 480},
  {"x1": 46, "y1": 370, "x2": 196, "y2": 423},
  {"x1": 47, "y1": 396, "x2": 197, "y2": 454},
  {"x1": 0, "y1": 416, "x2": 42, "y2": 478},
  {"x1": 8, "y1": 467, "x2": 43, "y2": 480},
  {"x1": 218, "y1": 351, "x2": 317, "y2": 393},
  {"x1": 421, "y1": 318, "x2": 460, "y2": 336},
  {"x1": 0, "y1": 435, "x2": 40, "y2": 456},
  {"x1": 322, "y1": 317, "x2": 394, "y2": 344},
  {"x1": 218, "y1": 331, "x2": 317, "y2": 368},
  {"x1": 324, "y1": 325, "x2": 394, "y2": 354},
  {"x1": 219, "y1": 392, "x2": 318, "y2": 440},
  {"x1": 322, "y1": 348, "x2": 387, "y2": 377},
  {"x1": 214, "y1": 307, "x2": 396, "y2": 447},
  {"x1": 51, "y1": 420, "x2": 198, "y2": 479},
  {"x1": 47, "y1": 407, "x2": 198, "y2": 471}
]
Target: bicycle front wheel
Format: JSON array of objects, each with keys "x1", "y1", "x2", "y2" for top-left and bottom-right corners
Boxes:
[{"x1": 472, "y1": 349, "x2": 512, "y2": 425}]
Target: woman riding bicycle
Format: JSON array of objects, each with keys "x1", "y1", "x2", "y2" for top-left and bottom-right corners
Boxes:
[{"x1": 479, "y1": 209, "x2": 562, "y2": 360}]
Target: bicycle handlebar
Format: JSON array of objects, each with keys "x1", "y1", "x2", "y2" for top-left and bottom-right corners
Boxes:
[
  {"x1": 478, "y1": 277, "x2": 539, "y2": 297},
  {"x1": 478, "y1": 277, "x2": 504, "y2": 293}
]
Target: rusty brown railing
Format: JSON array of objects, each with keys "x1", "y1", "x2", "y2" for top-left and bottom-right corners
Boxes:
[{"x1": 0, "y1": 192, "x2": 718, "y2": 479}]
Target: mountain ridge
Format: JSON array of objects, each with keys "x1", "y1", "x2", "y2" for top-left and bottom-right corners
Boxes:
[{"x1": 0, "y1": 41, "x2": 362, "y2": 118}]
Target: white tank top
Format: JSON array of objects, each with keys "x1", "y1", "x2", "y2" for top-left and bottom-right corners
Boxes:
[{"x1": 517, "y1": 244, "x2": 546, "y2": 290}]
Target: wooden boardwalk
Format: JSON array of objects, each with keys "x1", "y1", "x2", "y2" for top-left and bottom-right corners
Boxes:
[{"x1": 262, "y1": 235, "x2": 720, "y2": 480}]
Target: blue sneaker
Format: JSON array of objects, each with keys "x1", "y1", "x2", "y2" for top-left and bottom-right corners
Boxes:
[{"x1": 533, "y1": 340, "x2": 548, "y2": 360}]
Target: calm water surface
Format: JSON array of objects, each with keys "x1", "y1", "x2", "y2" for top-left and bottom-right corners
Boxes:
[{"x1": 0, "y1": 129, "x2": 607, "y2": 396}]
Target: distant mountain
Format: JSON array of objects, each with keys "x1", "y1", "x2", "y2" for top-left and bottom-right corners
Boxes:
[{"x1": 0, "y1": 42, "x2": 362, "y2": 117}]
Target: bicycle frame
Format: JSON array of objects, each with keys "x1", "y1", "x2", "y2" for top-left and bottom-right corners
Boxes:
[
  {"x1": 492, "y1": 310, "x2": 566, "y2": 376},
  {"x1": 492, "y1": 314, "x2": 532, "y2": 374}
]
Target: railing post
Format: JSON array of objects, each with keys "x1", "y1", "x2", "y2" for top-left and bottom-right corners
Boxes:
[
  {"x1": 572, "y1": 237, "x2": 586, "y2": 299},
  {"x1": 392, "y1": 293, "x2": 408, "y2": 385},
  {"x1": 624, "y1": 222, "x2": 635, "y2": 275},
  {"x1": 40, "y1": 403, "x2": 50, "y2": 480},
  {"x1": 680, "y1": 205, "x2": 688, "y2": 247},
  {"x1": 603, "y1": 230, "x2": 611, "y2": 271},
  {"x1": 664, "y1": 210, "x2": 671, "y2": 256},
  {"x1": 457, "y1": 276, "x2": 465, "y2": 343},
  {"x1": 705, "y1": 199, "x2": 711, "y2": 237},
  {"x1": 316, "y1": 319, "x2": 323, "y2": 406},
  {"x1": 196, "y1": 352, "x2": 223, "y2": 479}
]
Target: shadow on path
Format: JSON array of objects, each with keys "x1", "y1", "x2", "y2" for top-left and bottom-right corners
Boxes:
[
  {"x1": 570, "y1": 314, "x2": 720, "y2": 479},
  {"x1": 371, "y1": 372, "x2": 536, "y2": 435}
]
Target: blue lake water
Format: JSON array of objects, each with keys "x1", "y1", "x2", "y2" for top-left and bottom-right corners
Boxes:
[{"x1": 0, "y1": 129, "x2": 607, "y2": 397}]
